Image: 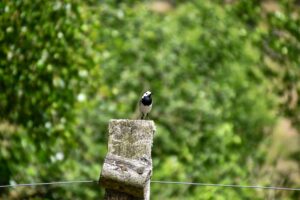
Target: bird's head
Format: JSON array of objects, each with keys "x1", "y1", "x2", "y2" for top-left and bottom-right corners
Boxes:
[{"x1": 143, "y1": 91, "x2": 152, "y2": 98}]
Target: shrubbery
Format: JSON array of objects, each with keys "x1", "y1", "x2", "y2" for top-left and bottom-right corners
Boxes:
[
  {"x1": 0, "y1": 0, "x2": 299, "y2": 199},
  {"x1": 0, "y1": 0, "x2": 102, "y2": 198},
  {"x1": 95, "y1": 2, "x2": 276, "y2": 199}
]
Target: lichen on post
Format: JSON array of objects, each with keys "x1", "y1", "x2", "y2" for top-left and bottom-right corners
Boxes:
[{"x1": 99, "y1": 119, "x2": 155, "y2": 200}]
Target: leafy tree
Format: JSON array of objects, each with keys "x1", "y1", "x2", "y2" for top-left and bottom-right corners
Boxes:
[
  {"x1": 231, "y1": 1, "x2": 300, "y2": 199},
  {"x1": 88, "y1": 1, "x2": 277, "y2": 199},
  {"x1": 0, "y1": 0, "x2": 101, "y2": 198},
  {"x1": 1, "y1": 0, "x2": 299, "y2": 199}
]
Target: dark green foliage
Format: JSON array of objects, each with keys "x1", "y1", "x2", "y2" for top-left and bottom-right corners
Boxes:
[
  {"x1": 262, "y1": 2, "x2": 300, "y2": 129},
  {"x1": 0, "y1": 0, "x2": 102, "y2": 199},
  {"x1": 0, "y1": 0, "x2": 299, "y2": 199},
  {"x1": 94, "y1": 2, "x2": 277, "y2": 199}
]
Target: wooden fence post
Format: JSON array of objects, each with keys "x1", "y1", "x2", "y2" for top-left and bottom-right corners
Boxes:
[{"x1": 99, "y1": 119, "x2": 155, "y2": 200}]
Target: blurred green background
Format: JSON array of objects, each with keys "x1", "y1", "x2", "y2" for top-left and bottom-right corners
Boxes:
[{"x1": 0, "y1": 0, "x2": 299, "y2": 199}]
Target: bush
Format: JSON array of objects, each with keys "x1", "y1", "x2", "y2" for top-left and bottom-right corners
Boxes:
[
  {"x1": 0, "y1": 0, "x2": 101, "y2": 198},
  {"x1": 1, "y1": 0, "x2": 299, "y2": 199},
  {"x1": 87, "y1": 1, "x2": 276, "y2": 199}
]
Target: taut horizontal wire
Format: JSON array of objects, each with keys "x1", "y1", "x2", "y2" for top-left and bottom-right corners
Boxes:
[
  {"x1": 0, "y1": 180, "x2": 97, "y2": 188},
  {"x1": 150, "y1": 180, "x2": 300, "y2": 191},
  {"x1": 1, "y1": 180, "x2": 300, "y2": 192}
]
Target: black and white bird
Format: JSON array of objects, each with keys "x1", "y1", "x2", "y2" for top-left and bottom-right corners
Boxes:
[{"x1": 139, "y1": 91, "x2": 152, "y2": 120}]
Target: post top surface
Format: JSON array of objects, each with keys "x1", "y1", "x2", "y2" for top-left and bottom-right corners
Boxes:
[
  {"x1": 110, "y1": 119, "x2": 154, "y2": 122},
  {"x1": 109, "y1": 119, "x2": 155, "y2": 126}
]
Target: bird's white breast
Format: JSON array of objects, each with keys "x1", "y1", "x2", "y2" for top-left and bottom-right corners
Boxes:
[{"x1": 140, "y1": 103, "x2": 152, "y2": 114}]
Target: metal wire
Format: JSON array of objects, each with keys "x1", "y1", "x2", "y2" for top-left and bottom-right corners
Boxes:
[
  {"x1": 0, "y1": 180, "x2": 299, "y2": 192},
  {"x1": 0, "y1": 180, "x2": 97, "y2": 188},
  {"x1": 150, "y1": 180, "x2": 300, "y2": 191}
]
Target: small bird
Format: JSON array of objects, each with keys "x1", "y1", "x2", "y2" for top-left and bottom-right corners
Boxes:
[{"x1": 139, "y1": 91, "x2": 152, "y2": 120}]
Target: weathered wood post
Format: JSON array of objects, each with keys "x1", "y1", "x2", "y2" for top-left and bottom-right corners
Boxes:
[{"x1": 99, "y1": 119, "x2": 155, "y2": 200}]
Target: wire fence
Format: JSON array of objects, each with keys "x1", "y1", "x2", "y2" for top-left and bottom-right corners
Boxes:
[
  {"x1": 1, "y1": 180, "x2": 300, "y2": 191},
  {"x1": 151, "y1": 181, "x2": 300, "y2": 191},
  {"x1": 0, "y1": 180, "x2": 96, "y2": 188}
]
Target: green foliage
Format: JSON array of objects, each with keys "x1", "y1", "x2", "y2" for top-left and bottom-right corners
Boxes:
[
  {"x1": 262, "y1": 2, "x2": 300, "y2": 129},
  {"x1": 231, "y1": 2, "x2": 300, "y2": 198},
  {"x1": 0, "y1": 0, "x2": 299, "y2": 199},
  {"x1": 94, "y1": 2, "x2": 276, "y2": 199},
  {"x1": 0, "y1": 0, "x2": 101, "y2": 198}
]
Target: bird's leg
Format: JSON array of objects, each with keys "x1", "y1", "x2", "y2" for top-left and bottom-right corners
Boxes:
[{"x1": 140, "y1": 113, "x2": 144, "y2": 120}]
